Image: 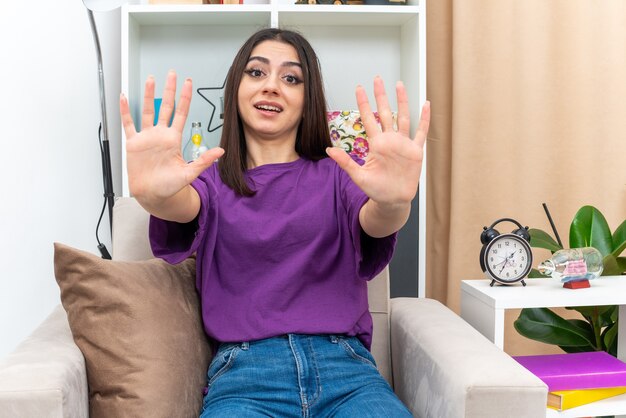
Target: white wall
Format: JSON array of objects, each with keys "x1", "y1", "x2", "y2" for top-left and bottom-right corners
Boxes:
[{"x1": 0, "y1": 1, "x2": 122, "y2": 359}]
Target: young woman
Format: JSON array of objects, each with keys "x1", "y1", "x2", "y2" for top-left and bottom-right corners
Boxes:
[{"x1": 120, "y1": 28, "x2": 429, "y2": 417}]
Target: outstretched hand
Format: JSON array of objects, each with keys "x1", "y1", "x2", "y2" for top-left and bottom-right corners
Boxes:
[
  {"x1": 326, "y1": 77, "x2": 430, "y2": 207},
  {"x1": 120, "y1": 71, "x2": 224, "y2": 203}
]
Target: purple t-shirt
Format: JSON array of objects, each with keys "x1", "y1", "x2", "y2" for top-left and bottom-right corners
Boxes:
[{"x1": 149, "y1": 157, "x2": 396, "y2": 349}]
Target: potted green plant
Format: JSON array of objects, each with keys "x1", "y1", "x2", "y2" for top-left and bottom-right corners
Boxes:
[{"x1": 514, "y1": 206, "x2": 626, "y2": 356}]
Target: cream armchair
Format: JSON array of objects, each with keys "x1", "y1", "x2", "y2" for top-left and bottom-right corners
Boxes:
[{"x1": 0, "y1": 197, "x2": 548, "y2": 418}]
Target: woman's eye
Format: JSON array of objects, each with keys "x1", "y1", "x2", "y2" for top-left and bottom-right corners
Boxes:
[
  {"x1": 244, "y1": 68, "x2": 264, "y2": 78},
  {"x1": 283, "y1": 74, "x2": 303, "y2": 85}
]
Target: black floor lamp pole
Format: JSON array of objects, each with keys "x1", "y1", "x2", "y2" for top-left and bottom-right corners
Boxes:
[{"x1": 87, "y1": 9, "x2": 115, "y2": 235}]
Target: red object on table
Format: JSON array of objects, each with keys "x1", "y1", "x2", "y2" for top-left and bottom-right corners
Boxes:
[{"x1": 563, "y1": 279, "x2": 591, "y2": 289}]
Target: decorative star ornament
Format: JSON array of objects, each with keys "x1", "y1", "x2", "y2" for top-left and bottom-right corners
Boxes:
[{"x1": 197, "y1": 78, "x2": 226, "y2": 134}]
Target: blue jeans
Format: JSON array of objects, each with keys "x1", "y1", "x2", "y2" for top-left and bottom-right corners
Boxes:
[{"x1": 199, "y1": 334, "x2": 412, "y2": 417}]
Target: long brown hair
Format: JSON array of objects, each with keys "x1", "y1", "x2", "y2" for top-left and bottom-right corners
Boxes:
[{"x1": 218, "y1": 28, "x2": 331, "y2": 196}]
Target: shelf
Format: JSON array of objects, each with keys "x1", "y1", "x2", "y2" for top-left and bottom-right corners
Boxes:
[
  {"x1": 126, "y1": 3, "x2": 421, "y2": 27},
  {"x1": 121, "y1": 3, "x2": 427, "y2": 298},
  {"x1": 122, "y1": 2, "x2": 425, "y2": 178},
  {"x1": 126, "y1": 5, "x2": 272, "y2": 25},
  {"x1": 461, "y1": 276, "x2": 626, "y2": 310},
  {"x1": 277, "y1": 5, "x2": 421, "y2": 26}
]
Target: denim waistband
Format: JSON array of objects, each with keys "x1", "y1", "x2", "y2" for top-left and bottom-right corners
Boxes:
[{"x1": 220, "y1": 333, "x2": 348, "y2": 350}]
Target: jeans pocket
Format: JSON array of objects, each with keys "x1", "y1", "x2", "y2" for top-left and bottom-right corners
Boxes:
[
  {"x1": 207, "y1": 343, "x2": 240, "y2": 387},
  {"x1": 338, "y1": 337, "x2": 377, "y2": 368}
]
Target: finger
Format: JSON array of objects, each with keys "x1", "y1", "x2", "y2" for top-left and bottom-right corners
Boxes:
[
  {"x1": 185, "y1": 147, "x2": 225, "y2": 180},
  {"x1": 120, "y1": 93, "x2": 137, "y2": 138},
  {"x1": 355, "y1": 85, "x2": 379, "y2": 139},
  {"x1": 373, "y1": 77, "x2": 394, "y2": 132},
  {"x1": 141, "y1": 76, "x2": 156, "y2": 130},
  {"x1": 413, "y1": 101, "x2": 431, "y2": 147},
  {"x1": 171, "y1": 77, "x2": 192, "y2": 133},
  {"x1": 158, "y1": 70, "x2": 177, "y2": 126},
  {"x1": 326, "y1": 147, "x2": 363, "y2": 185},
  {"x1": 396, "y1": 81, "x2": 410, "y2": 136}
]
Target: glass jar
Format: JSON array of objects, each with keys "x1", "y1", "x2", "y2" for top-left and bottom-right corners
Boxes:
[{"x1": 537, "y1": 247, "x2": 604, "y2": 282}]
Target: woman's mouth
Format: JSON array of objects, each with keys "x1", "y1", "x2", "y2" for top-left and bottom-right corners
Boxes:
[{"x1": 254, "y1": 103, "x2": 283, "y2": 113}]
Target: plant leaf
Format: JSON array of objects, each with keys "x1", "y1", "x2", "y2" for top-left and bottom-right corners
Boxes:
[
  {"x1": 611, "y1": 303, "x2": 619, "y2": 322},
  {"x1": 528, "y1": 268, "x2": 544, "y2": 279},
  {"x1": 617, "y1": 257, "x2": 626, "y2": 273},
  {"x1": 602, "y1": 322, "x2": 618, "y2": 356},
  {"x1": 566, "y1": 305, "x2": 616, "y2": 328},
  {"x1": 602, "y1": 254, "x2": 626, "y2": 276},
  {"x1": 559, "y1": 344, "x2": 596, "y2": 353},
  {"x1": 570, "y1": 206, "x2": 613, "y2": 257},
  {"x1": 514, "y1": 307, "x2": 596, "y2": 347},
  {"x1": 566, "y1": 318, "x2": 594, "y2": 333},
  {"x1": 599, "y1": 305, "x2": 618, "y2": 327},
  {"x1": 558, "y1": 320, "x2": 597, "y2": 352},
  {"x1": 528, "y1": 228, "x2": 562, "y2": 252},
  {"x1": 612, "y1": 219, "x2": 626, "y2": 258}
]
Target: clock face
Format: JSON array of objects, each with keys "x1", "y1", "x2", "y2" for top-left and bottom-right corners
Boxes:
[{"x1": 484, "y1": 234, "x2": 532, "y2": 283}]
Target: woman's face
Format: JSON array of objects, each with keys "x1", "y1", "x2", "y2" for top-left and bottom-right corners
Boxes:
[{"x1": 237, "y1": 40, "x2": 305, "y2": 145}]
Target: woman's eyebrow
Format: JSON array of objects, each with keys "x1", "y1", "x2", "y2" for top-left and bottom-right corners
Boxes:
[
  {"x1": 248, "y1": 56, "x2": 302, "y2": 68},
  {"x1": 282, "y1": 61, "x2": 302, "y2": 69}
]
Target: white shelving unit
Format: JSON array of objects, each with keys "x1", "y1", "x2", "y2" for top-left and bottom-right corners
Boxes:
[
  {"x1": 461, "y1": 276, "x2": 626, "y2": 417},
  {"x1": 120, "y1": 0, "x2": 427, "y2": 292}
]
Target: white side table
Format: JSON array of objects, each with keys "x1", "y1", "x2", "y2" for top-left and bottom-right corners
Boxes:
[{"x1": 461, "y1": 275, "x2": 626, "y2": 418}]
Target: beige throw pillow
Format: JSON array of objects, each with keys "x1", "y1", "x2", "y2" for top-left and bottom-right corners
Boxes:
[{"x1": 54, "y1": 243, "x2": 212, "y2": 418}]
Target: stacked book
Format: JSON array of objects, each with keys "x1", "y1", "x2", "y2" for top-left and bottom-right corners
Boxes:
[{"x1": 513, "y1": 351, "x2": 626, "y2": 411}]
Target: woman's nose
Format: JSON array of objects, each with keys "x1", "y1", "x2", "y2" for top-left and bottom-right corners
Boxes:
[{"x1": 262, "y1": 75, "x2": 280, "y2": 94}]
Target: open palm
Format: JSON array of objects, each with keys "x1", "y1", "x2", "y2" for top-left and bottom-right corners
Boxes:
[
  {"x1": 327, "y1": 77, "x2": 430, "y2": 206},
  {"x1": 120, "y1": 71, "x2": 223, "y2": 202}
]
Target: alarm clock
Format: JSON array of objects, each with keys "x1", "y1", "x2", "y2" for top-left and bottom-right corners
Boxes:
[{"x1": 479, "y1": 218, "x2": 533, "y2": 286}]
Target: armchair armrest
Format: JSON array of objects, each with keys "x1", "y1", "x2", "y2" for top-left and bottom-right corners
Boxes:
[
  {"x1": 0, "y1": 305, "x2": 88, "y2": 418},
  {"x1": 390, "y1": 298, "x2": 547, "y2": 418}
]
